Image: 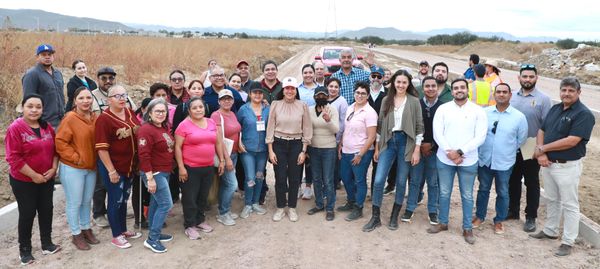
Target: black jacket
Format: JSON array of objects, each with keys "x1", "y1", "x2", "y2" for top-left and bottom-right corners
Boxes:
[
  {"x1": 66, "y1": 75, "x2": 97, "y2": 111},
  {"x1": 368, "y1": 89, "x2": 387, "y2": 115}
]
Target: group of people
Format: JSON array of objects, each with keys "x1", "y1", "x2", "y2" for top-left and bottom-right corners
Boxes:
[{"x1": 5, "y1": 44, "x2": 595, "y2": 265}]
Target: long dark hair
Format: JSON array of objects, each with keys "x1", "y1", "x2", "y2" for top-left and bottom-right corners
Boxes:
[
  {"x1": 275, "y1": 87, "x2": 300, "y2": 100},
  {"x1": 382, "y1": 70, "x2": 418, "y2": 117},
  {"x1": 21, "y1": 94, "x2": 48, "y2": 129}
]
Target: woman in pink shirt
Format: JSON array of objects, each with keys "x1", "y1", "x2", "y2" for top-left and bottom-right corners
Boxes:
[
  {"x1": 175, "y1": 97, "x2": 225, "y2": 240},
  {"x1": 210, "y1": 89, "x2": 242, "y2": 226},
  {"x1": 5, "y1": 94, "x2": 61, "y2": 265},
  {"x1": 337, "y1": 81, "x2": 378, "y2": 222}
]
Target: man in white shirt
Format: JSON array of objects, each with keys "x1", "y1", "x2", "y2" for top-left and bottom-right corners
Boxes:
[{"x1": 427, "y1": 78, "x2": 488, "y2": 245}]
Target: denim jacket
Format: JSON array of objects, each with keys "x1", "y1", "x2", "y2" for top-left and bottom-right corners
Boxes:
[{"x1": 237, "y1": 103, "x2": 270, "y2": 152}]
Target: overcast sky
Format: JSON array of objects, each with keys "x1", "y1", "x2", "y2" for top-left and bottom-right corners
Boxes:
[{"x1": 2, "y1": 0, "x2": 599, "y2": 40}]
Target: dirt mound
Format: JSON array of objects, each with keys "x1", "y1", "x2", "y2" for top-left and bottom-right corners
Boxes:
[
  {"x1": 528, "y1": 44, "x2": 600, "y2": 85},
  {"x1": 455, "y1": 41, "x2": 554, "y2": 62}
]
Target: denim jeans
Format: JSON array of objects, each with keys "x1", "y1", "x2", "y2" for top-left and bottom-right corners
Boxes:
[
  {"x1": 59, "y1": 162, "x2": 96, "y2": 235},
  {"x1": 93, "y1": 159, "x2": 107, "y2": 219},
  {"x1": 218, "y1": 152, "x2": 239, "y2": 215},
  {"x1": 272, "y1": 138, "x2": 303, "y2": 208},
  {"x1": 437, "y1": 158, "x2": 477, "y2": 230},
  {"x1": 340, "y1": 150, "x2": 374, "y2": 208},
  {"x1": 241, "y1": 151, "x2": 268, "y2": 206},
  {"x1": 475, "y1": 165, "x2": 512, "y2": 223},
  {"x1": 98, "y1": 160, "x2": 133, "y2": 238},
  {"x1": 407, "y1": 153, "x2": 439, "y2": 213},
  {"x1": 309, "y1": 147, "x2": 337, "y2": 211},
  {"x1": 142, "y1": 172, "x2": 173, "y2": 241},
  {"x1": 372, "y1": 132, "x2": 413, "y2": 207}
]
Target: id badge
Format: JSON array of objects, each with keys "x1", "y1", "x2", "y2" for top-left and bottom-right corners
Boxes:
[{"x1": 257, "y1": 121, "x2": 266, "y2": 131}]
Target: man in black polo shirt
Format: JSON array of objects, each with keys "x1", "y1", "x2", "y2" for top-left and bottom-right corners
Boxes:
[{"x1": 530, "y1": 77, "x2": 595, "y2": 257}]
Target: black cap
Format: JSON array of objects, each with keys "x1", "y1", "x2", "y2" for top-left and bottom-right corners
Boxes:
[
  {"x1": 314, "y1": 86, "x2": 329, "y2": 97},
  {"x1": 419, "y1": 60, "x2": 429, "y2": 66},
  {"x1": 97, "y1": 67, "x2": 117, "y2": 77}
]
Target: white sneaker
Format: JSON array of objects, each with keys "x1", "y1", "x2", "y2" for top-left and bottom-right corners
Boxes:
[
  {"x1": 288, "y1": 208, "x2": 299, "y2": 222},
  {"x1": 217, "y1": 213, "x2": 236, "y2": 226},
  {"x1": 252, "y1": 204, "x2": 267, "y2": 215},
  {"x1": 302, "y1": 187, "x2": 313, "y2": 200},
  {"x1": 229, "y1": 212, "x2": 239, "y2": 220},
  {"x1": 240, "y1": 205, "x2": 253, "y2": 219},
  {"x1": 273, "y1": 208, "x2": 286, "y2": 222},
  {"x1": 94, "y1": 215, "x2": 109, "y2": 228}
]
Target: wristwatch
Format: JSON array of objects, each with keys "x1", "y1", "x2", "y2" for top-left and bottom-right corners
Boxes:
[{"x1": 457, "y1": 149, "x2": 464, "y2": 156}]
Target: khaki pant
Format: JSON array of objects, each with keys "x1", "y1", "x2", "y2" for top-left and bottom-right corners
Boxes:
[{"x1": 541, "y1": 159, "x2": 582, "y2": 246}]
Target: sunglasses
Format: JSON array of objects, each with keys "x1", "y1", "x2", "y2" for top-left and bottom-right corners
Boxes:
[
  {"x1": 99, "y1": 76, "x2": 115, "y2": 82},
  {"x1": 109, "y1": 93, "x2": 128, "y2": 100},
  {"x1": 520, "y1": 64, "x2": 536, "y2": 69},
  {"x1": 371, "y1": 74, "x2": 382, "y2": 79},
  {"x1": 170, "y1": 77, "x2": 184, "y2": 82},
  {"x1": 346, "y1": 111, "x2": 355, "y2": 121},
  {"x1": 492, "y1": 120, "x2": 499, "y2": 134}
]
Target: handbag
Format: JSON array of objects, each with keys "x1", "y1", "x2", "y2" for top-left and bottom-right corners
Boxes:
[{"x1": 214, "y1": 112, "x2": 234, "y2": 167}]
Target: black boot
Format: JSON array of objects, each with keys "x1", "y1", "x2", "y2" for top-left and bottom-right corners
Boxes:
[
  {"x1": 362, "y1": 206, "x2": 382, "y2": 232},
  {"x1": 345, "y1": 205, "x2": 363, "y2": 221},
  {"x1": 388, "y1": 203, "x2": 401, "y2": 230}
]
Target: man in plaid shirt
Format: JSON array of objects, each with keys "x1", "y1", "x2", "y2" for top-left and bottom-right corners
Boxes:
[{"x1": 331, "y1": 49, "x2": 370, "y2": 104}]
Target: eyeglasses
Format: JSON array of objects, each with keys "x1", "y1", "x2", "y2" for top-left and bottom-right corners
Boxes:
[
  {"x1": 170, "y1": 77, "x2": 184, "y2": 82},
  {"x1": 346, "y1": 111, "x2": 355, "y2": 121},
  {"x1": 153, "y1": 110, "x2": 167, "y2": 115},
  {"x1": 492, "y1": 121, "x2": 499, "y2": 134},
  {"x1": 109, "y1": 93, "x2": 128, "y2": 100},
  {"x1": 211, "y1": 74, "x2": 225, "y2": 78},
  {"x1": 371, "y1": 74, "x2": 382, "y2": 79},
  {"x1": 99, "y1": 76, "x2": 115, "y2": 82},
  {"x1": 354, "y1": 91, "x2": 368, "y2": 97}
]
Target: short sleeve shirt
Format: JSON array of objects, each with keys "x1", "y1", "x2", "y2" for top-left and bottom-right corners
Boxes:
[
  {"x1": 541, "y1": 100, "x2": 595, "y2": 161},
  {"x1": 342, "y1": 103, "x2": 378, "y2": 153},
  {"x1": 175, "y1": 118, "x2": 217, "y2": 167}
]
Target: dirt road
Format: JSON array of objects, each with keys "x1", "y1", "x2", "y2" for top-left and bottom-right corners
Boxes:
[{"x1": 1, "y1": 45, "x2": 599, "y2": 269}]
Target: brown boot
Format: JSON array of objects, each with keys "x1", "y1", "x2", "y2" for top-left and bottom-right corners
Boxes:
[
  {"x1": 82, "y1": 229, "x2": 100, "y2": 245},
  {"x1": 72, "y1": 234, "x2": 91, "y2": 250},
  {"x1": 427, "y1": 224, "x2": 448, "y2": 234},
  {"x1": 463, "y1": 229, "x2": 476, "y2": 244}
]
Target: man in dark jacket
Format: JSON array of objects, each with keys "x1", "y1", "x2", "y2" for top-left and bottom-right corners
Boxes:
[{"x1": 22, "y1": 44, "x2": 65, "y2": 128}]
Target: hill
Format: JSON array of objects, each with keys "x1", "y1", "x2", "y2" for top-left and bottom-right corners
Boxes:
[{"x1": 0, "y1": 8, "x2": 134, "y2": 32}]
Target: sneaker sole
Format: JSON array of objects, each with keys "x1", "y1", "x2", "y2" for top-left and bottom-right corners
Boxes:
[
  {"x1": 184, "y1": 231, "x2": 200, "y2": 240},
  {"x1": 41, "y1": 247, "x2": 61, "y2": 255},
  {"x1": 217, "y1": 218, "x2": 236, "y2": 226},
  {"x1": 144, "y1": 240, "x2": 167, "y2": 253},
  {"x1": 273, "y1": 213, "x2": 286, "y2": 222},
  {"x1": 197, "y1": 227, "x2": 213, "y2": 233},
  {"x1": 123, "y1": 233, "x2": 143, "y2": 239},
  {"x1": 254, "y1": 210, "x2": 267, "y2": 215},
  {"x1": 111, "y1": 242, "x2": 132, "y2": 249},
  {"x1": 429, "y1": 220, "x2": 439, "y2": 225},
  {"x1": 401, "y1": 218, "x2": 412, "y2": 222},
  {"x1": 20, "y1": 258, "x2": 35, "y2": 266}
]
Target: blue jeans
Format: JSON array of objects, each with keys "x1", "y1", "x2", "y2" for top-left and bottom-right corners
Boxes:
[
  {"x1": 407, "y1": 153, "x2": 439, "y2": 213},
  {"x1": 372, "y1": 132, "x2": 413, "y2": 207},
  {"x1": 476, "y1": 165, "x2": 512, "y2": 223},
  {"x1": 240, "y1": 151, "x2": 267, "y2": 206},
  {"x1": 141, "y1": 172, "x2": 173, "y2": 241},
  {"x1": 218, "y1": 152, "x2": 239, "y2": 215},
  {"x1": 437, "y1": 158, "x2": 477, "y2": 230},
  {"x1": 98, "y1": 160, "x2": 132, "y2": 238},
  {"x1": 340, "y1": 150, "x2": 374, "y2": 208},
  {"x1": 309, "y1": 147, "x2": 337, "y2": 211},
  {"x1": 59, "y1": 162, "x2": 96, "y2": 235}
]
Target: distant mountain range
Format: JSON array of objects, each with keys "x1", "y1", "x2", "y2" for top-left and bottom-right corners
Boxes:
[{"x1": 0, "y1": 8, "x2": 559, "y2": 42}]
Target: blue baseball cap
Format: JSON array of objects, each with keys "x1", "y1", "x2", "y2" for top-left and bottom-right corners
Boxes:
[
  {"x1": 36, "y1": 44, "x2": 55, "y2": 55},
  {"x1": 370, "y1": 66, "x2": 385, "y2": 76}
]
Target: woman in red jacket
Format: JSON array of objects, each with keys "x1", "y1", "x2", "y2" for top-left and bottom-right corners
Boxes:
[
  {"x1": 137, "y1": 98, "x2": 175, "y2": 253},
  {"x1": 5, "y1": 94, "x2": 61, "y2": 265}
]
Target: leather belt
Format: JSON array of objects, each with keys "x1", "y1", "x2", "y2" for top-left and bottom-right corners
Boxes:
[{"x1": 549, "y1": 159, "x2": 567, "y2": 164}]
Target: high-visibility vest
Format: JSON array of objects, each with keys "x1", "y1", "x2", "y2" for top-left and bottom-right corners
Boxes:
[{"x1": 468, "y1": 80, "x2": 496, "y2": 107}]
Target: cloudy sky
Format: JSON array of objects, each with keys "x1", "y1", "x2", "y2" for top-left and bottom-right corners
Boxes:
[{"x1": 2, "y1": 0, "x2": 599, "y2": 40}]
